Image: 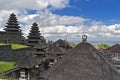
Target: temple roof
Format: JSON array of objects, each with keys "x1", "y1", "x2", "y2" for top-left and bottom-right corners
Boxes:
[
  {"x1": 33, "y1": 44, "x2": 48, "y2": 49},
  {"x1": 53, "y1": 39, "x2": 72, "y2": 48},
  {"x1": 27, "y1": 22, "x2": 46, "y2": 46},
  {"x1": 47, "y1": 45, "x2": 66, "y2": 58},
  {"x1": 4, "y1": 13, "x2": 23, "y2": 43},
  {"x1": 4, "y1": 28, "x2": 21, "y2": 31},
  {"x1": 42, "y1": 40, "x2": 120, "y2": 80},
  {"x1": 106, "y1": 44, "x2": 120, "y2": 53}
]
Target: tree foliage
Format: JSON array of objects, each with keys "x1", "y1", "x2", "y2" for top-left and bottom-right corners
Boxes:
[
  {"x1": 98, "y1": 43, "x2": 110, "y2": 49},
  {"x1": 71, "y1": 42, "x2": 77, "y2": 47}
]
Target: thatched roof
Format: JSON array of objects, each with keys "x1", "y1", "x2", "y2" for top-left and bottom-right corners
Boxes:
[
  {"x1": 47, "y1": 45, "x2": 67, "y2": 59},
  {"x1": 16, "y1": 53, "x2": 36, "y2": 68},
  {"x1": 34, "y1": 44, "x2": 48, "y2": 49},
  {"x1": 42, "y1": 43, "x2": 120, "y2": 80},
  {"x1": 53, "y1": 39, "x2": 72, "y2": 48},
  {"x1": 48, "y1": 45, "x2": 66, "y2": 55},
  {"x1": 106, "y1": 44, "x2": 120, "y2": 53}
]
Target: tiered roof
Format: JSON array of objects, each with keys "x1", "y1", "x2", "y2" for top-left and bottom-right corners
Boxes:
[
  {"x1": 4, "y1": 13, "x2": 22, "y2": 34},
  {"x1": 27, "y1": 22, "x2": 46, "y2": 46},
  {"x1": 47, "y1": 45, "x2": 66, "y2": 59},
  {"x1": 4, "y1": 13, "x2": 23, "y2": 43}
]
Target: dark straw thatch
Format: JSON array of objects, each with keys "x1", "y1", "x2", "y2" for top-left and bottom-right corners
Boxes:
[
  {"x1": 34, "y1": 44, "x2": 48, "y2": 50},
  {"x1": 47, "y1": 45, "x2": 66, "y2": 58},
  {"x1": 54, "y1": 39, "x2": 72, "y2": 48},
  {"x1": 42, "y1": 42, "x2": 120, "y2": 80},
  {"x1": 106, "y1": 44, "x2": 120, "y2": 53}
]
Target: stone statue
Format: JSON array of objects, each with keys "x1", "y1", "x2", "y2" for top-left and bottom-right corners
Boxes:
[{"x1": 82, "y1": 35, "x2": 87, "y2": 43}]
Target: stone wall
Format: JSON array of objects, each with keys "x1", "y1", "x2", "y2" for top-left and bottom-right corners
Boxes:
[
  {"x1": 0, "y1": 31, "x2": 7, "y2": 42},
  {"x1": 0, "y1": 45, "x2": 35, "y2": 62},
  {"x1": 12, "y1": 47, "x2": 35, "y2": 62},
  {"x1": 0, "y1": 45, "x2": 13, "y2": 61}
]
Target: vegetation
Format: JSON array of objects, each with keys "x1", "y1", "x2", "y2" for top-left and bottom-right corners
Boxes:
[
  {"x1": 0, "y1": 61, "x2": 15, "y2": 73},
  {"x1": 0, "y1": 42, "x2": 29, "y2": 49},
  {"x1": 97, "y1": 43, "x2": 110, "y2": 49},
  {"x1": 71, "y1": 42, "x2": 77, "y2": 47},
  {"x1": 0, "y1": 42, "x2": 8, "y2": 46},
  {"x1": 11, "y1": 43, "x2": 29, "y2": 50}
]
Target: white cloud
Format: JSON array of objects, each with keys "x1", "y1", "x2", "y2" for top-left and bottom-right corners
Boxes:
[
  {"x1": 49, "y1": 0, "x2": 69, "y2": 9},
  {"x1": 32, "y1": 10, "x2": 87, "y2": 27},
  {"x1": 16, "y1": 10, "x2": 87, "y2": 39},
  {"x1": 39, "y1": 23, "x2": 120, "y2": 41},
  {"x1": 0, "y1": 0, "x2": 69, "y2": 10}
]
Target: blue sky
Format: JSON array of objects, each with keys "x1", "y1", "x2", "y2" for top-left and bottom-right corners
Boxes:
[
  {"x1": 52, "y1": 0, "x2": 120, "y2": 25},
  {"x1": 0, "y1": 0, "x2": 120, "y2": 43}
]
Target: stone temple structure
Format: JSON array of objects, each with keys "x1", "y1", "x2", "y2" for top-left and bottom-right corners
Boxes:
[{"x1": 4, "y1": 13, "x2": 23, "y2": 43}]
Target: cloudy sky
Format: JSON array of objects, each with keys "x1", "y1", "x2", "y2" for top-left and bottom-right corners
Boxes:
[{"x1": 0, "y1": 0, "x2": 120, "y2": 43}]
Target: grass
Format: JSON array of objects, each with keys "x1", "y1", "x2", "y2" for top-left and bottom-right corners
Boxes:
[
  {"x1": 0, "y1": 42, "x2": 29, "y2": 50},
  {"x1": 0, "y1": 61, "x2": 15, "y2": 73},
  {"x1": 0, "y1": 42, "x2": 8, "y2": 46},
  {"x1": 11, "y1": 43, "x2": 29, "y2": 50}
]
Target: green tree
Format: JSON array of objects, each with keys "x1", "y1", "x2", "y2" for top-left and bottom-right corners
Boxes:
[
  {"x1": 98, "y1": 43, "x2": 110, "y2": 49},
  {"x1": 71, "y1": 42, "x2": 77, "y2": 47}
]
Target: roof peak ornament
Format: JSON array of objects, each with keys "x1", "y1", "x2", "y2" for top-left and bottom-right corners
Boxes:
[{"x1": 82, "y1": 35, "x2": 87, "y2": 43}]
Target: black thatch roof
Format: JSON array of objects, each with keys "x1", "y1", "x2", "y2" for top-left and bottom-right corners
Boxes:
[
  {"x1": 53, "y1": 39, "x2": 72, "y2": 48},
  {"x1": 48, "y1": 45, "x2": 66, "y2": 54},
  {"x1": 34, "y1": 44, "x2": 48, "y2": 49},
  {"x1": 47, "y1": 45, "x2": 67, "y2": 59},
  {"x1": 16, "y1": 53, "x2": 36, "y2": 68},
  {"x1": 42, "y1": 43, "x2": 120, "y2": 80},
  {"x1": 106, "y1": 44, "x2": 120, "y2": 53}
]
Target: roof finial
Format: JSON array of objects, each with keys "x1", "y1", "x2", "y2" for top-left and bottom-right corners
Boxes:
[{"x1": 82, "y1": 35, "x2": 87, "y2": 43}]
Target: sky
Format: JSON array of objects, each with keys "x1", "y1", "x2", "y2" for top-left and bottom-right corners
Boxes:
[{"x1": 0, "y1": 0, "x2": 120, "y2": 43}]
